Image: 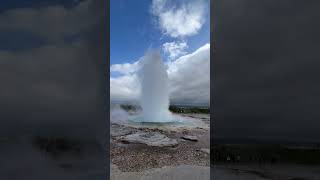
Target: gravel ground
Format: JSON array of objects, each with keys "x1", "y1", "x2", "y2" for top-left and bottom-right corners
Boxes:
[
  {"x1": 110, "y1": 114, "x2": 210, "y2": 172},
  {"x1": 111, "y1": 164, "x2": 210, "y2": 180}
]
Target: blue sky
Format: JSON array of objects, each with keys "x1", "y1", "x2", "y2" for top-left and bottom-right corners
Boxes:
[
  {"x1": 110, "y1": 0, "x2": 210, "y2": 74},
  {"x1": 110, "y1": 0, "x2": 210, "y2": 104}
]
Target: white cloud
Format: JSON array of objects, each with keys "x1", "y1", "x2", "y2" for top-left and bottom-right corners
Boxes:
[
  {"x1": 151, "y1": 0, "x2": 206, "y2": 38},
  {"x1": 168, "y1": 43, "x2": 210, "y2": 104},
  {"x1": 110, "y1": 74, "x2": 140, "y2": 102},
  {"x1": 162, "y1": 41, "x2": 188, "y2": 60},
  {"x1": 110, "y1": 60, "x2": 140, "y2": 75},
  {"x1": 110, "y1": 43, "x2": 210, "y2": 105}
]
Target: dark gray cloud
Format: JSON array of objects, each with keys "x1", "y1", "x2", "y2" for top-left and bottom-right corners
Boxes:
[
  {"x1": 0, "y1": 0, "x2": 108, "y2": 179},
  {"x1": 0, "y1": 0, "x2": 107, "y2": 139},
  {"x1": 213, "y1": 0, "x2": 320, "y2": 143}
]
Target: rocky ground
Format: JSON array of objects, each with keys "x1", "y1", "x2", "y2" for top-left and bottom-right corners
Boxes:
[
  {"x1": 111, "y1": 164, "x2": 210, "y2": 180},
  {"x1": 110, "y1": 113, "x2": 210, "y2": 174}
]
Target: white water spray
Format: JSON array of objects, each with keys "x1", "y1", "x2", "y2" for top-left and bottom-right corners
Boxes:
[{"x1": 136, "y1": 50, "x2": 174, "y2": 123}]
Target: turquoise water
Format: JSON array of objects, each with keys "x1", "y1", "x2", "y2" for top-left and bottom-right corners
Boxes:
[
  {"x1": 129, "y1": 115, "x2": 182, "y2": 124},
  {"x1": 126, "y1": 114, "x2": 203, "y2": 129}
]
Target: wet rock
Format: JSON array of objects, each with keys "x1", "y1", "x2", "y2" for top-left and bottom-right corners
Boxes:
[
  {"x1": 111, "y1": 125, "x2": 133, "y2": 137},
  {"x1": 181, "y1": 135, "x2": 198, "y2": 142},
  {"x1": 120, "y1": 132, "x2": 178, "y2": 147},
  {"x1": 182, "y1": 130, "x2": 189, "y2": 135}
]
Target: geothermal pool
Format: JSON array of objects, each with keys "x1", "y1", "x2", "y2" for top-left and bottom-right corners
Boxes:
[{"x1": 110, "y1": 107, "x2": 209, "y2": 132}]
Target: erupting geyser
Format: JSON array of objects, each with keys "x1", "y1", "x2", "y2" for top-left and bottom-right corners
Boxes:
[{"x1": 136, "y1": 50, "x2": 174, "y2": 123}]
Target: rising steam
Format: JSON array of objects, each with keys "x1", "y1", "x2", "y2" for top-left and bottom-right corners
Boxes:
[{"x1": 135, "y1": 50, "x2": 174, "y2": 122}]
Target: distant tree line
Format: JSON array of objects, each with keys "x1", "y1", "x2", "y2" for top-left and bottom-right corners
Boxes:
[
  {"x1": 169, "y1": 105, "x2": 210, "y2": 114},
  {"x1": 118, "y1": 104, "x2": 210, "y2": 114}
]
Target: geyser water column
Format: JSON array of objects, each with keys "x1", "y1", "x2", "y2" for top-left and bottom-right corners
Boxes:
[{"x1": 137, "y1": 50, "x2": 173, "y2": 123}]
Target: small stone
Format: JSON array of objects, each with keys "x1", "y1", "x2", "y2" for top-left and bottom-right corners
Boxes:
[
  {"x1": 119, "y1": 148, "x2": 125, "y2": 153},
  {"x1": 200, "y1": 148, "x2": 210, "y2": 154}
]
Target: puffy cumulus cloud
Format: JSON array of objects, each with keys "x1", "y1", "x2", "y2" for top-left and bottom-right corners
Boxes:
[
  {"x1": 168, "y1": 43, "x2": 210, "y2": 105},
  {"x1": 110, "y1": 60, "x2": 142, "y2": 102},
  {"x1": 110, "y1": 60, "x2": 140, "y2": 75},
  {"x1": 162, "y1": 41, "x2": 188, "y2": 60},
  {"x1": 0, "y1": 0, "x2": 98, "y2": 43},
  {"x1": 110, "y1": 74, "x2": 140, "y2": 102},
  {"x1": 151, "y1": 0, "x2": 207, "y2": 38},
  {"x1": 110, "y1": 43, "x2": 210, "y2": 105}
]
